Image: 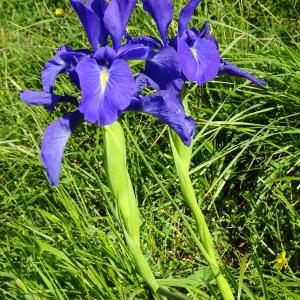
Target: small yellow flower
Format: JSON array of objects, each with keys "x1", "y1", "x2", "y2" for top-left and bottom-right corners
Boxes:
[
  {"x1": 55, "y1": 8, "x2": 63, "y2": 15},
  {"x1": 274, "y1": 251, "x2": 288, "y2": 271}
]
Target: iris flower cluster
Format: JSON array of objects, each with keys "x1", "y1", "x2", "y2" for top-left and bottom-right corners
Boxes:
[{"x1": 20, "y1": 0, "x2": 265, "y2": 186}]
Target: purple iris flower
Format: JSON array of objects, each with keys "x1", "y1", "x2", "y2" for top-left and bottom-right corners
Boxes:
[
  {"x1": 139, "y1": 0, "x2": 265, "y2": 87},
  {"x1": 20, "y1": 0, "x2": 140, "y2": 185},
  {"x1": 177, "y1": 19, "x2": 266, "y2": 87},
  {"x1": 19, "y1": 0, "x2": 196, "y2": 186}
]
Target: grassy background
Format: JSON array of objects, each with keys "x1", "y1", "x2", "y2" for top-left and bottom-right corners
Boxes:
[{"x1": 1, "y1": 0, "x2": 300, "y2": 299}]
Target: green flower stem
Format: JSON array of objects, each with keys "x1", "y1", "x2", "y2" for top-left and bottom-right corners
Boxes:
[
  {"x1": 125, "y1": 232, "x2": 160, "y2": 295},
  {"x1": 104, "y1": 122, "x2": 140, "y2": 246},
  {"x1": 169, "y1": 100, "x2": 234, "y2": 300},
  {"x1": 103, "y1": 121, "x2": 159, "y2": 296}
]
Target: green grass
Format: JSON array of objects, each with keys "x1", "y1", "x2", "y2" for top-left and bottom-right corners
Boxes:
[{"x1": 1, "y1": 0, "x2": 300, "y2": 299}]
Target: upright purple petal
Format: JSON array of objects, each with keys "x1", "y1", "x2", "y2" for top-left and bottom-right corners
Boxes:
[
  {"x1": 41, "y1": 111, "x2": 83, "y2": 186},
  {"x1": 19, "y1": 90, "x2": 78, "y2": 110},
  {"x1": 180, "y1": 23, "x2": 218, "y2": 48},
  {"x1": 144, "y1": 46, "x2": 183, "y2": 90},
  {"x1": 141, "y1": 0, "x2": 174, "y2": 45},
  {"x1": 178, "y1": 0, "x2": 201, "y2": 36},
  {"x1": 198, "y1": 21, "x2": 210, "y2": 38},
  {"x1": 126, "y1": 91, "x2": 196, "y2": 146},
  {"x1": 70, "y1": 0, "x2": 108, "y2": 51},
  {"x1": 181, "y1": 28, "x2": 198, "y2": 45},
  {"x1": 93, "y1": 46, "x2": 117, "y2": 63},
  {"x1": 177, "y1": 36, "x2": 220, "y2": 85},
  {"x1": 76, "y1": 57, "x2": 134, "y2": 126},
  {"x1": 103, "y1": 0, "x2": 138, "y2": 50},
  {"x1": 197, "y1": 22, "x2": 219, "y2": 48},
  {"x1": 91, "y1": 0, "x2": 110, "y2": 37},
  {"x1": 218, "y1": 59, "x2": 266, "y2": 87}
]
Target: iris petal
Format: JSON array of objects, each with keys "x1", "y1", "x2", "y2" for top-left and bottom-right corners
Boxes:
[
  {"x1": 70, "y1": 0, "x2": 108, "y2": 51},
  {"x1": 177, "y1": 36, "x2": 220, "y2": 85},
  {"x1": 126, "y1": 91, "x2": 196, "y2": 146},
  {"x1": 42, "y1": 45, "x2": 88, "y2": 92},
  {"x1": 178, "y1": 0, "x2": 202, "y2": 36},
  {"x1": 42, "y1": 45, "x2": 72, "y2": 93},
  {"x1": 181, "y1": 29, "x2": 198, "y2": 45},
  {"x1": 20, "y1": 90, "x2": 78, "y2": 110},
  {"x1": 76, "y1": 57, "x2": 134, "y2": 126},
  {"x1": 126, "y1": 35, "x2": 162, "y2": 49},
  {"x1": 144, "y1": 46, "x2": 183, "y2": 91},
  {"x1": 198, "y1": 21, "x2": 210, "y2": 38},
  {"x1": 91, "y1": 0, "x2": 110, "y2": 45},
  {"x1": 141, "y1": 0, "x2": 174, "y2": 45},
  {"x1": 41, "y1": 111, "x2": 83, "y2": 186},
  {"x1": 93, "y1": 46, "x2": 117, "y2": 63},
  {"x1": 117, "y1": 43, "x2": 153, "y2": 60},
  {"x1": 134, "y1": 73, "x2": 159, "y2": 95},
  {"x1": 218, "y1": 59, "x2": 266, "y2": 87},
  {"x1": 103, "y1": 0, "x2": 138, "y2": 50}
]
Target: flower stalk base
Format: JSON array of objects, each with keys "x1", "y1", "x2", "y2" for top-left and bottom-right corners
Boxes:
[{"x1": 104, "y1": 121, "x2": 160, "y2": 296}]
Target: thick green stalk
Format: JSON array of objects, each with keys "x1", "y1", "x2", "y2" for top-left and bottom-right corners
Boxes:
[
  {"x1": 169, "y1": 100, "x2": 234, "y2": 300},
  {"x1": 103, "y1": 121, "x2": 159, "y2": 295},
  {"x1": 104, "y1": 121, "x2": 140, "y2": 246}
]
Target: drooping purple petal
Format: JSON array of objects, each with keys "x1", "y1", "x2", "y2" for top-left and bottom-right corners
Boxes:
[
  {"x1": 42, "y1": 46, "x2": 89, "y2": 92},
  {"x1": 70, "y1": 0, "x2": 108, "y2": 51},
  {"x1": 41, "y1": 111, "x2": 83, "y2": 186},
  {"x1": 178, "y1": 0, "x2": 201, "y2": 36},
  {"x1": 19, "y1": 90, "x2": 78, "y2": 110},
  {"x1": 170, "y1": 77, "x2": 185, "y2": 93},
  {"x1": 42, "y1": 45, "x2": 72, "y2": 93},
  {"x1": 133, "y1": 73, "x2": 160, "y2": 95},
  {"x1": 76, "y1": 57, "x2": 134, "y2": 126},
  {"x1": 218, "y1": 59, "x2": 266, "y2": 87},
  {"x1": 117, "y1": 43, "x2": 153, "y2": 60},
  {"x1": 126, "y1": 91, "x2": 196, "y2": 146},
  {"x1": 144, "y1": 46, "x2": 183, "y2": 90},
  {"x1": 141, "y1": 0, "x2": 174, "y2": 45},
  {"x1": 177, "y1": 36, "x2": 220, "y2": 85},
  {"x1": 20, "y1": 90, "x2": 59, "y2": 108},
  {"x1": 103, "y1": 0, "x2": 138, "y2": 50}
]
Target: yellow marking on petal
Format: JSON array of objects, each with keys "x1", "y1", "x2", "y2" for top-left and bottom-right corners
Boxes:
[
  {"x1": 274, "y1": 251, "x2": 288, "y2": 271},
  {"x1": 191, "y1": 48, "x2": 198, "y2": 58},
  {"x1": 55, "y1": 8, "x2": 63, "y2": 15},
  {"x1": 100, "y1": 69, "x2": 109, "y2": 91}
]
